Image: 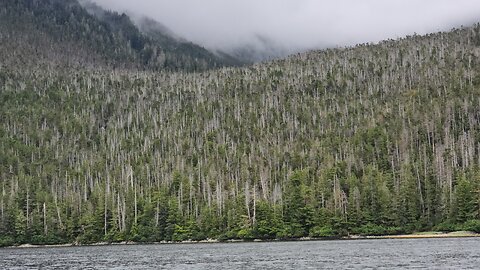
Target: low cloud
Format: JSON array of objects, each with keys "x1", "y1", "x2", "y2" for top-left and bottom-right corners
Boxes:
[{"x1": 91, "y1": 0, "x2": 480, "y2": 58}]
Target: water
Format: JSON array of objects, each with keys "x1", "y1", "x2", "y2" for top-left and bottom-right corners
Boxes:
[{"x1": 1, "y1": 238, "x2": 480, "y2": 269}]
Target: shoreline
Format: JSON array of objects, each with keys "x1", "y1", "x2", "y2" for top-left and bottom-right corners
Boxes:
[
  {"x1": 5, "y1": 231, "x2": 479, "y2": 249},
  {"x1": 359, "y1": 231, "x2": 480, "y2": 240}
]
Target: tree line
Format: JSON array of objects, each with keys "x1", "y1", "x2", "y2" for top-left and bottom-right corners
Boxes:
[{"x1": 1, "y1": 23, "x2": 480, "y2": 246}]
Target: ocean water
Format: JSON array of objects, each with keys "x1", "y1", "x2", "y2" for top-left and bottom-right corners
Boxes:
[{"x1": 1, "y1": 238, "x2": 479, "y2": 269}]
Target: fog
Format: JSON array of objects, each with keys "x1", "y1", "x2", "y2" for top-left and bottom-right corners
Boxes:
[{"x1": 91, "y1": 0, "x2": 480, "y2": 59}]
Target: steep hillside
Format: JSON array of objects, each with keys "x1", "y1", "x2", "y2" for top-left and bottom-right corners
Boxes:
[
  {"x1": 0, "y1": 0, "x2": 236, "y2": 71},
  {"x1": 1, "y1": 23, "x2": 480, "y2": 245}
]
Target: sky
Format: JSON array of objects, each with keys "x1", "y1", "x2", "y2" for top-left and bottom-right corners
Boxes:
[{"x1": 91, "y1": 0, "x2": 480, "y2": 58}]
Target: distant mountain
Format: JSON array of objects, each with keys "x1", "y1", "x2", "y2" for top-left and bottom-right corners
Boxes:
[
  {"x1": 224, "y1": 34, "x2": 291, "y2": 63},
  {"x1": 133, "y1": 16, "x2": 243, "y2": 67},
  {"x1": 79, "y1": 0, "x2": 243, "y2": 67},
  {"x1": 0, "y1": 0, "x2": 240, "y2": 71}
]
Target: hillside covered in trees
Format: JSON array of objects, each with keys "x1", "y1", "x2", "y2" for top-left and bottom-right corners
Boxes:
[
  {"x1": 0, "y1": 0, "x2": 238, "y2": 72},
  {"x1": 1, "y1": 4, "x2": 480, "y2": 245}
]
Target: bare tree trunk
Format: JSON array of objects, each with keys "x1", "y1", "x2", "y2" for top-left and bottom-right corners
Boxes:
[
  {"x1": 134, "y1": 184, "x2": 138, "y2": 226},
  {"x1": 245, "y1": 181, "x2": 251, "y2": 224},
  {"x1": 122, "y1": 198, "x2": 126, "y2": 231},
  {"x1": 54, "y1": 195, "x2": 64, "y2": 230},
  {"x1": 415, "y1": 165, "x2": 425, "y2": 215},
  {"x1": 253, "y1": 184, "x2": 256, "y2": 225},
  {"x1": 155, "y1": 201, "x2": 160, "y2": 227},
  {"x1": 43, "y1": 202, "x2": 47, "y2": 235},
  {"x1": 26, "y1": 186, "x2": 30, "y2": 230},
  {"x1": 0, "y1": 197, "x2": 3, "y2": 225},
  {"x1": 104, "y1": 194, "x2": 108, "y2": 236}
]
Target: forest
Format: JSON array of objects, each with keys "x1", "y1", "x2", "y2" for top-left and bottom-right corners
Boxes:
[
  {"x1": 0, "y1": 0, "x2": 238, "y2": 72},
  {"x1": 1, "y1": 1, "x2": 480, "y2": 247}
]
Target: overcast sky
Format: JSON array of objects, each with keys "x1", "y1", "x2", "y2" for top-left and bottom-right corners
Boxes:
[{"x1": 91, "y1": 0, "x2": 480, "y2": 56}]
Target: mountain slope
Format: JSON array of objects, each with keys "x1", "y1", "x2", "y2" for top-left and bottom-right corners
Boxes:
[
  {"x1": 0, "y1": 0, "x2": 237, "y2": 71},
  {"x1": 225, "y1": 34, "x2": 290, "y2": 63},
  {"x1": 1, "y1": 20, "x2": 480, "y2": 245}
]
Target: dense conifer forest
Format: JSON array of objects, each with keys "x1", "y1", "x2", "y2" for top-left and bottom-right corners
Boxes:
[
  {"x1": 1, "y1": 0, "x2": 480, "y2": 246},
  {"x1": 0, "y1": 0, "x2": 237, "y2": 72}
]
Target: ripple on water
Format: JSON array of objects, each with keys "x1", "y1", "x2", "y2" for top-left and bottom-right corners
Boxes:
[{"x1": 1, "y1": 238, "x2": 480, "y2": 269}]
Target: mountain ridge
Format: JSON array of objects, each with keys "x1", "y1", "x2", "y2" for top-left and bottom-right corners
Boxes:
[{"x1": 0, "y1": 0, "x2": 241, "y2": 71}]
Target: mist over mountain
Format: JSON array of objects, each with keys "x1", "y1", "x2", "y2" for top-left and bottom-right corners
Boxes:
[
  {"x1": 0, "y1": 0, "x2": 239, "y2": 71},
  {"x1": 90, "y1": 0, "x2": 480, "y2": 61}
]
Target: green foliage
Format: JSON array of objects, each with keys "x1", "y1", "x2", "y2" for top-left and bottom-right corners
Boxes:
[
  {"x1": 77, "y1": 211, "x2": 104, "y2": 244},
  {"x1": 172, "y1": 224, "x2": 189, "y2": 242},
  {"x1": 236, "y1": 228, "x2": 254, "y2": 240},
  {"x1": 309, "y1": 226, "x2": 335, "y2": 238},
  {"x1": 14, "y1": 211, "x2": 27, "y2": 244},
  {"x1": 433, "y1": 221, "x2": 458, "y2": 232},
  {"x1": 1, "y1": 17, "x2": 480, "y2": 245},
  {"x1": 461, "y1": 220, "x2": 480, "y2": 233},
  {"x1": 0, "y1": 236, "x2": 15, "y2": 247},
  {"x1": 0, "y1": 0, "x2": 237, "y2": 71},
  {"x1": 454, "y1": 176, "x2": 477, "y2": 223},
  {"x1": 354, "y1": 223, "x2": 403, "y2": 236},
  {"x1": 284, "y1": 170, "x2": 311, "y2": 237}
]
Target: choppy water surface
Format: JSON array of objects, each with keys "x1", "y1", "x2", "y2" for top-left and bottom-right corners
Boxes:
[{"x1": 1, "y1": 238, "x2": 480, "y2": 269}]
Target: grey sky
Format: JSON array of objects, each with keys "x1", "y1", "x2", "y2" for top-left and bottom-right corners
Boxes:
[{"x1": 91, "y1": 0, "x2": 480, "y2": 56}]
